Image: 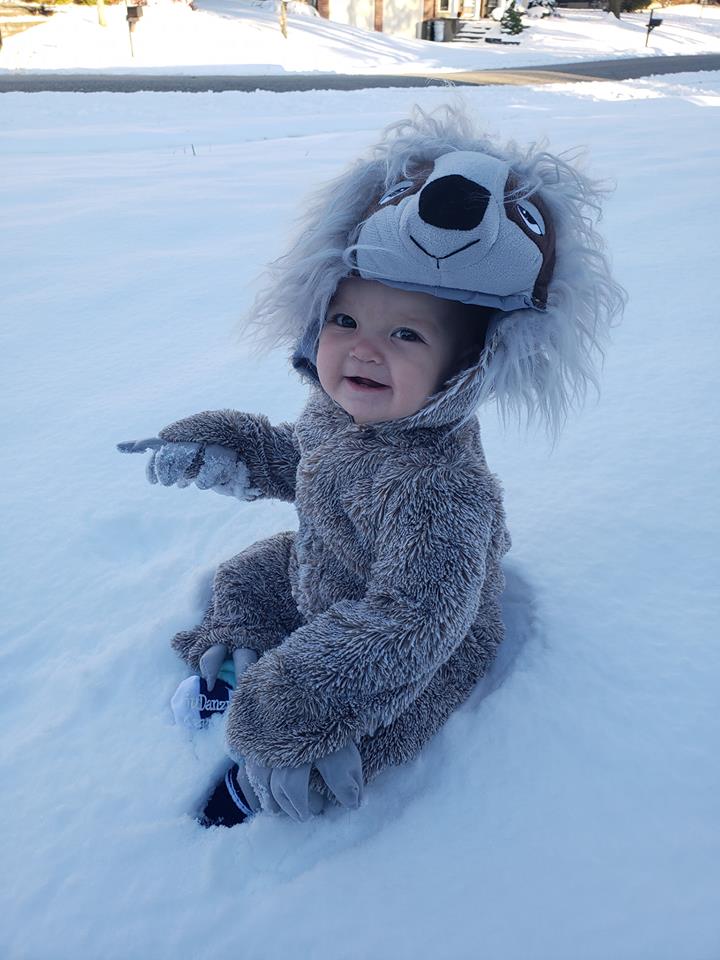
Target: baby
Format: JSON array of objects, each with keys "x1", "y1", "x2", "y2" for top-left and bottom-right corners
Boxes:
[{"x1": 120, "y1": 106, "x2": 624, "y2": 826}]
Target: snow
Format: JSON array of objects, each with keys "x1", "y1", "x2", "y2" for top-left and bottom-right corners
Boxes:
[
  {"x1": 2, "y1": 65, "x2": 720, "y2": 960},
  {"x1": 1, "y1": 0, "x2": 719, "y2": 73}
]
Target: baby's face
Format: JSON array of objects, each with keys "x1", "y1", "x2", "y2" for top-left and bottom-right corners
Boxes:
[{"x1": 316, "y1": 278, "x2": 468, "y2": 425}]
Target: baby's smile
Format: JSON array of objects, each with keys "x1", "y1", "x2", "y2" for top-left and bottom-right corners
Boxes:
[{"x1": 344, "y1": 375, "x2": 390, "y2": 391}]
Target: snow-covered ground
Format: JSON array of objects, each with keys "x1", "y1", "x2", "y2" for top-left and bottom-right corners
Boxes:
[
  {"x1": 1, "y1": 0, "x2": 719, "y2": 73},
  {"x1": 2, "y1": 73, "x2": 720, "y2": 959}
]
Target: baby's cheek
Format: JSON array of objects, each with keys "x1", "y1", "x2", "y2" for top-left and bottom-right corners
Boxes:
[{"x1": 315, "y1": 336, "x2": 335, "y2": 384}]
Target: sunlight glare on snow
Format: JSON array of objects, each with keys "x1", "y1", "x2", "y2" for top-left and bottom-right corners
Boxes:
[{"x1": 1, "y1": 0, "x2": 719, "y2": 73}]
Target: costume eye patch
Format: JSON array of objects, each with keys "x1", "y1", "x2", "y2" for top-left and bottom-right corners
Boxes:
[
  {"x1": 378, "y1": 180, "x2": 416, "y2": 205},
  {"x1": 516, "y1": 201, "x2": 545, "y2": 236}
]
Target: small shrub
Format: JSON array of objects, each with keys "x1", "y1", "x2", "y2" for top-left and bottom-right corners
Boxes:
[{"x1": 501, "y1": 1, "x2": 526, "y2": 33}]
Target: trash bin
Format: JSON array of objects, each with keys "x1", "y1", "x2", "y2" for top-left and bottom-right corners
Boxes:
[{"x1": 432, "y1": 18, "x2": 446, "y2": 41}]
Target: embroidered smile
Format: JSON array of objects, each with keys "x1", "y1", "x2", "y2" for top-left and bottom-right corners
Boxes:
[{"x1": 410, "y1": 234, "x2": 482, "y2": 266}]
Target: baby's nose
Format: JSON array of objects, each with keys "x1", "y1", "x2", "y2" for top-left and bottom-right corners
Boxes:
[{"x1": 350, "y1": 337, "x2": 383, "y2": 362}]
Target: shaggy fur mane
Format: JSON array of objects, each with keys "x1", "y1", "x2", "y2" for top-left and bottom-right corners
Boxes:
[{"x1": 243, "y1": 104, "x2": 627, "y2": 435}]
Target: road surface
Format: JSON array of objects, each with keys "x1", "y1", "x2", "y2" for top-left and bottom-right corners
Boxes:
[{"x1": 1, "y1": 52, "x2": 718, "y2": 92}]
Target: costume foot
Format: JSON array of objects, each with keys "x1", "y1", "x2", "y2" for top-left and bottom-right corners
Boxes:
[
  {"x1": 197, "y1": 764, "x2": 254, "y2": 828},
  {"x1": 171, "y1": 675, "x2": 233, "y2": 729}
]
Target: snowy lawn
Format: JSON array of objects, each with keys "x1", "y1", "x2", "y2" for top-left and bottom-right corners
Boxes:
[
  {"x1": 2, "y1": 76, "x2": 720, "y2": 959},
  {"x1": 1, "y1": 0, "x2": 719, "y2": 73}
]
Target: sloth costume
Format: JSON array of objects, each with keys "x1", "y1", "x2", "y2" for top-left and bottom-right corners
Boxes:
[{"x1": 121, "y1": 106, "x2": 625, "y2": 822}]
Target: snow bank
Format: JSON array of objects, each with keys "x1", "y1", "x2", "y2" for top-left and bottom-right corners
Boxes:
[{"x1": 2, "y1": 76, "x2": 720, "y2": 960}]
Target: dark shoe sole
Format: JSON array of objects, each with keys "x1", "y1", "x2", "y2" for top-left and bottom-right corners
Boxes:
[{"x1": 197, "y1": 764, "x2": 253, "y2": 828}]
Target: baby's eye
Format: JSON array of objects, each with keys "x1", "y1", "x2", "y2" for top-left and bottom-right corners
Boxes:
[
  {"x1": 329, "y1": 313, "x2": 356, "y2": 328},
  {"x1": 392, "y1": 328, "x2": 424, "y2": 343}
]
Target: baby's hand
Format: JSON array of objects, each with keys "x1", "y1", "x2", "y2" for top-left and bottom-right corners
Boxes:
[
  {"x1": 117, "y1": 437, "x2": 201, "y2": 487},
  {"x1": 117, "y1": 437, "x2": 253, "y2": 497}
]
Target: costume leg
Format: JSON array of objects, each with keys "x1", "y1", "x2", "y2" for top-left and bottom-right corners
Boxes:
[
  {"x1": 171, "y1": 531, "x2": 302, "y2": 670},
  {"x1": 357, "y1": 612, "x2": 504, "y2": 787}
]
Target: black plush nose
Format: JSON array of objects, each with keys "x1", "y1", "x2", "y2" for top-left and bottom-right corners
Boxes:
[{"x1": 418, "y1": 175, "x2": 491, "y2": 231}]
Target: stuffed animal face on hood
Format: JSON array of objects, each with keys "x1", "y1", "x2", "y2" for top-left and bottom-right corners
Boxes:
[{"x1": 354, "y1": 150, "x2": 556, "y2": 313}]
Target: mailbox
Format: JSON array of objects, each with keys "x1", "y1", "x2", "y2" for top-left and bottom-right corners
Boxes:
[
  {"x1": 645, "y1": 7, "x2": 662, "y2": 45},
  {"x1": 127, "y1": 2, "x2": 145, "y2": 31}
]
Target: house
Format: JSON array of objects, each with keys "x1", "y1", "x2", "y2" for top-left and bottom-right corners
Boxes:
[{"x1": 313, "y1": 0, "x2": 493, "y2": 39}]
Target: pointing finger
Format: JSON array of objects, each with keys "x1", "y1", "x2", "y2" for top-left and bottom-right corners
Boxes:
[{"x1": 116, "y1": 438, "x2": 163, "y2": 454}]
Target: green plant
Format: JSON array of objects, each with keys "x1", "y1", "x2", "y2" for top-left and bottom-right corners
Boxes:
[{"x1": 501, "y1": 0, "x2": 526, "y2": 33}]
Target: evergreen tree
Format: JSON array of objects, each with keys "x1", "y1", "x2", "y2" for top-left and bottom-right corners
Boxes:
[{"x1": 501, "y1": 1, "x2": 526, "y2": 34}]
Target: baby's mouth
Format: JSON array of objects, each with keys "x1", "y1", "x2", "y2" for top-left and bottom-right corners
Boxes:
[{"x1": 346, "y1": 376, "x2": 388, "y2": 390}]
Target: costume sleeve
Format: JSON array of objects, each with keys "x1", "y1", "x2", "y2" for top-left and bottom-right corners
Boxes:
[
  {"x1": 159, "y1": 410, "x2": 299, "y2": 503},
  {"x1": 226, "y1": 463, "x2": 495, "y2": 768}
]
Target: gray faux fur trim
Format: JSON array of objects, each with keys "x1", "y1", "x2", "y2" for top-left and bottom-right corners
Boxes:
[{"x1": 243, "y1": 103, "x2": 626, "y2": 436}]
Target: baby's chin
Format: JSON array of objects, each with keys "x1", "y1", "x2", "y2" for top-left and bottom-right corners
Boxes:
[
  {"x1": 330, "y1": 382, "x2": 393, "y2": 424},
  {"x1": 337, "y1": 385, "x2": 432, "y2": 425}
]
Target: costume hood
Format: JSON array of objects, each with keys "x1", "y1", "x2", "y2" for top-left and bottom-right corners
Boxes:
[{"x1": 248, "y1": 105, "x2": 626, "y2": 434}]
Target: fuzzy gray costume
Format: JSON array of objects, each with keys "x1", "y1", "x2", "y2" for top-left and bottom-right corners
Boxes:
[
  {"x1": 126, "y1": 106, "x2": 624, "y2": 805},
  {"x1": 162, "y1": 380, "x2": 510, "y2": 789}
]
